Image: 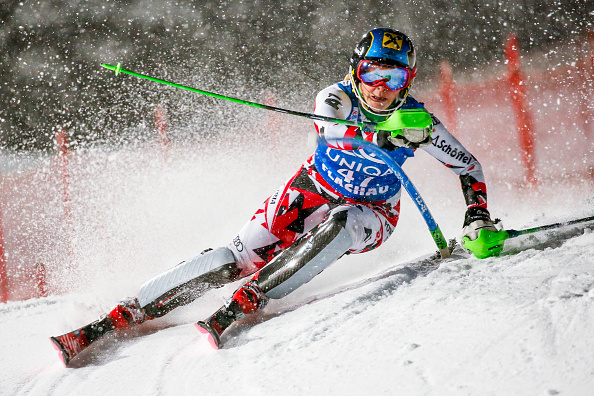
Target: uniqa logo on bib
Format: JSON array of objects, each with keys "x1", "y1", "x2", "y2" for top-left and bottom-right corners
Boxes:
[{"x1": 319, "y1": 146, "x2": 396, "y2": 199}]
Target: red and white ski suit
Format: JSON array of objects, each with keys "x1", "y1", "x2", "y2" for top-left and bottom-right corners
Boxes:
[{"x1": 230, "y1": 79, "x2": 487, "y2": 277}]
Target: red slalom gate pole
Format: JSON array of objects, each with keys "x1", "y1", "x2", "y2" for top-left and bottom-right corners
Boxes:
[
  {"x1": 578, "y1": 30, "x2": 593, "y2": 138},
  {"x1": 56, "y1": 128, "x2": 74, "y2": 270},
  {"x1": 439, "y1": 60, "x2": 457, "y2": 137},
  {"x1": 155, "y1": 105, "x2": 168, "y2": 146},
  {"x1": 505, "y1": 33, "x2": 537, "y2": 186},
  {"x1": 56, "y1": 128, "x2": 70, "y2": 205},
  {"x1": 0, "y1": 197, "x2": 7, "y2": 303},
  {"x1": 155, "y1": 105, "x2": 169, "y2": 161},
  {"x1": 263, "y1": 90, "x2": 281, "y2": 148}
]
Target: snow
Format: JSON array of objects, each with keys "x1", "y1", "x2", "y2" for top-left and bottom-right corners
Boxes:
[{"x1": 1, "y1": 129, "x2": 593, "y2": 395}]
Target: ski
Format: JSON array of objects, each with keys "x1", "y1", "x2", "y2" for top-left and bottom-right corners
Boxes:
[
  {"x1": 45, "y1": 242, "x2": 464, "y2": 361},
  {"x1": 49, "y1": 216, "x2": 594, "y2": 363},
  {"x1": 50, "y1": 316, "x2": 115, "y2": 367}
]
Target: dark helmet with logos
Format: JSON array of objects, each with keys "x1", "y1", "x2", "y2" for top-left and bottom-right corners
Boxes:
[{"x1": 349, "y1": 28, "x2": 417, "y2": 117}]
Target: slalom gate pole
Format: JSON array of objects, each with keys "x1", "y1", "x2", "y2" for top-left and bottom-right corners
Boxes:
[
  {"x1": 0, "y1": 198, "x2": 7, "y2": 303},
  {"x1": 505, "y1": 215, "x2": 594, "y2": 239},
  {"x1": 101, "y1": 63, "x2": 368, "y2": 129},
  {"x1": 323, "y1": 138, "x2": 451, "y2": 259}
]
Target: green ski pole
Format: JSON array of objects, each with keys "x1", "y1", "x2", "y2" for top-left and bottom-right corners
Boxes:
[
  {"x1": 102, "y1": 63, "x2": 368, "y2": 129},
  {"x1": 505, "y1": 215, "x2": 594, "y2": 238}
]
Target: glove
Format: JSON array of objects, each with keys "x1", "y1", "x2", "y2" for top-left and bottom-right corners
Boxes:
[
  {"x1": 462, "y1": 206, "x2": 492, "y2": 229},
  {"x1": 387, "y1": 132, "x2": 433, "y2": 149},
  {"x1": 376, "y1": 130, "x2": 398, "y2": 150},
  {"x1": 375, "y1": 109, "x2": 434, "y2": 150},
  {"x1": 460, "y1": 207, "x2": 508, "y2": 259},
  {"x1": 376, "y1": 129, "x2": 433, "y2": 150}
]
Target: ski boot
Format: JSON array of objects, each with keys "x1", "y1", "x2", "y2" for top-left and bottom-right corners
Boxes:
[
  {"x1": 106, "y1": 296, "x2": 148, "y2": 329},
  {"x1": 196, "y1": 281, "x2": 268, "y2": 349},
  {"x1": 50, "y1": 297, "x2": 149, "y2": 366}
]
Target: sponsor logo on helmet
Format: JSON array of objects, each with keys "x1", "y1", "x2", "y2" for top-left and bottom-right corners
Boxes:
[{"x1": 382, "y1": 32, "x2": 403, "y2": 50}]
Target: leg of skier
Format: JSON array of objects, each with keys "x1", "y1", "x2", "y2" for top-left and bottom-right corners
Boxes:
[
  {"x1": 107, "y1": 245, "x2": 247, "y2": 328},
  {"x1": 50, "y1": 159, "x2": 329, "y2": 365},
  {"x1": 50, "y1": 246, "x2": 245, "y2": 365},
  {"x1": 197, "y1": 197, "x2": 400, "y2": 348},
  {"x1": 114, "y1": 156, "x2": 348, "y2": 328}
]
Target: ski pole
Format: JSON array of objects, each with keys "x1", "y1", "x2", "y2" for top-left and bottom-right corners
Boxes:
[
  {"x1": 505, "y1": 215, "x2": 594, "y2": 238},
  {"x1": 322, "y1": 137, "x2": 451, "y2": 259},
  {"x1": 101, "y1": 63, "x2": 369, "y2": 129}
]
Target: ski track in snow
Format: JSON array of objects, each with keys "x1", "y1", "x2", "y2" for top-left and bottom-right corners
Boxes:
[{"x1": 1, "y1": 138, "x2": 593, "y2": 395}]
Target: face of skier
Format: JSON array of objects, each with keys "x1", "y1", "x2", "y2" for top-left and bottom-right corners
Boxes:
[{"x1": 358, "y1": 82, "x2": 401, "y2": 112}]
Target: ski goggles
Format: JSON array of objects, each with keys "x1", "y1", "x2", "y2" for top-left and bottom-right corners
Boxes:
[{"x1": 356, "y1": 60, "x2": 412, "y2": 91}]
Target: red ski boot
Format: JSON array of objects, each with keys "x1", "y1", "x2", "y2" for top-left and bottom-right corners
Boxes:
[
  {"x1": 106, "y1": 297, "x2": 148, "y2": 329},
  {"x1": 196, "y1": 281, "x2": 268, "y2": 349},
  {"x1": 50, "y1": 297, "x2": 149, "y2": 366}
]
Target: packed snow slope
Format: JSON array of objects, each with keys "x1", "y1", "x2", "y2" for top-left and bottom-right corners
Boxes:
[{"x1": 1, "y1": 124, "x2": 593, "y2": 396}]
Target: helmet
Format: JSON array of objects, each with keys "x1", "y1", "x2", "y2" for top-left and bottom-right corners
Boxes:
[{"x1": 349, "y1": 28, "x2": 417, "y2": 117}]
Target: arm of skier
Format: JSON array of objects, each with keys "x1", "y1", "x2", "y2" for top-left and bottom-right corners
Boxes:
[
  {"x1": 421, "y1": 116, "x2": 488, "y2": 214},
  {"x1": 313, "y1": 85, "x2": 395, "y2": 150},
  {"x1": 422, "y1": 116, "x2": 506, "y2": 257}
]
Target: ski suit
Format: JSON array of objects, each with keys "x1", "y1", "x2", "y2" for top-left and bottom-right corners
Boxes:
[
  {"x1": 229, "y1": 79, "x2": 487, "y2": 279},
  {"x1": 49, "y1": 32, "x2": 496, "y2": 360}
]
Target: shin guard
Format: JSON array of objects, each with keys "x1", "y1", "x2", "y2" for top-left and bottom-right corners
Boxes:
[
  {"x1": 138, "y1": 247, "x2": 241, "y2": 318},
  {"x1": 257, "y1": 210, "x2": 353, "y2": 299}
]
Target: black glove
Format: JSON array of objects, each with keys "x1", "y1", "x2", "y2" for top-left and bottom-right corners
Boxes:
[
  {"x1": 376, "y1": 130, "x2": 398, "y2": 150},
  {"x1": 461, "y1": 206, "x2": 505, "y2": 258},
  {"x1": 463, "y1": 206, "x2": 492, "y2": 227},
  {"x1": 377, "y1": 130, "x2": 432, "y2": 150}
]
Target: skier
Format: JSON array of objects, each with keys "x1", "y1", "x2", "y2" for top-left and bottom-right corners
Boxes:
[{"x1": 51, "y1": 27, "x2": 506, "y2": 363}]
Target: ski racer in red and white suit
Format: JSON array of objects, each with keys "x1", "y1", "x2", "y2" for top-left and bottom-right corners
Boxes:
[{"x1": 50, "y1": 29, "x2": 503, "y2": 359}]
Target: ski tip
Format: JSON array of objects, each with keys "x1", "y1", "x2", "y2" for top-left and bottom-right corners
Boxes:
[
  {"x1": 195, "y1": 321, "x2": 221, "y2": 350},
  {"x1": 50, "y1": 336, "x2": 69, "y2": 367}
]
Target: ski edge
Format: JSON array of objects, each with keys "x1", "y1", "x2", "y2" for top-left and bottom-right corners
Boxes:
[
  {"x1": 195, "y1": 321, "x2": 221, "y2": 350},
  {"x1": 49, "y1": 336, "x2": 70, "y2": 367}
]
